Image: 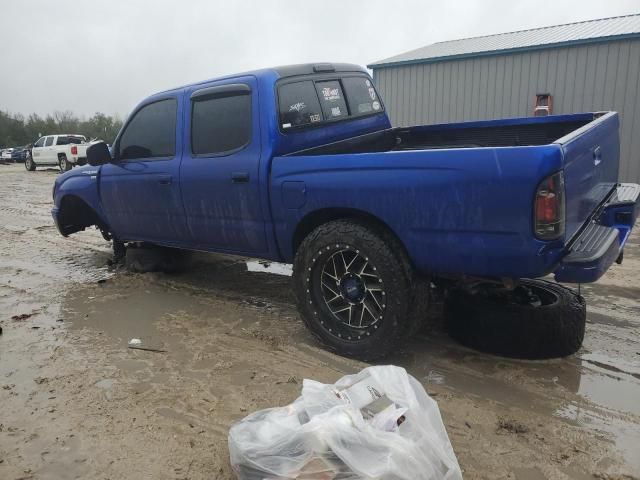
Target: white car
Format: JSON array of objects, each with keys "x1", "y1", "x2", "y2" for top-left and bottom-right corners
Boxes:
[
  {"x1": 26, "y1": 134, "x2": 92, "y2": 172},
  {"x1": 1, "y1": 148, "x2": 14, "y2": 161}
]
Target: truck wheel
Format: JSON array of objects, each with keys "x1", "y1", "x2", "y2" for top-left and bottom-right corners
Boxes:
[
  {"x1": 293, "y1": 220, "x2": 413, "y2": 361},
  {"x1": 445, "y1": 279, "x2": 586, "y2": 359},
  {"x1": 58, "y1": 155, "x2": 72, "y2": 172},
  {"x1": 25, "y1": 157, "x2": 36, "y2": 171}
]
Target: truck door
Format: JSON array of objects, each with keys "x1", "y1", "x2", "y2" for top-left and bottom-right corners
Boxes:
[
  {"x1": 180, "y1": 76, "x2": 267, "y2": 254},
  {"x1": 42, "y1": 136, "x2": 56, "y2": 164},
  {"x1": 31, "y1": 137, "x2": 46, "y2": 163},
  {"x1": 99, "y1": 95, "x2": 189, "y2": 243}
]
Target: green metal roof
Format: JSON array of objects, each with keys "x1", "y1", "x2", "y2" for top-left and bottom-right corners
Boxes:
[{"x1": 369, "y1": 14, "x2": 640, "y2": 69}]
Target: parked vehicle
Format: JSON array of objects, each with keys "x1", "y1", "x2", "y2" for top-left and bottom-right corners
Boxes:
[
  {"x1": 11, "y1": 145, "x2": 31, "y2": 162},
  {"x1": 27, "y1": 134, "x2": 90, "y2": 172},
  {"x1": 1, "y1": 148, "x2": 13, "y2": 161},
  {"x1": 51, "y1": 63, "x2": 639, "y2": 360}
]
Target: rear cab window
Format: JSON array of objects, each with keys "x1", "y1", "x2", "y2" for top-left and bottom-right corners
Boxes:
[
  {"x1": 67, "y1": 136, "x2": 85, "y2": 144},
  {"x1": 342, "y1": 77, "x2": 382, "y2": 115},
  {"x1": 278, "y1": 81, "x2": 323, "y2": 129},
  {"x1": 315, "y1": 81, "x2": 348, "y2": 120},
  {"x1": 277, "y1": 74, "x2": 383, "y2": 132}
]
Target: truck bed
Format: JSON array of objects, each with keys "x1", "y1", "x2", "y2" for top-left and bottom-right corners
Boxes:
[
  {"x1": 271, "y1": 112, "x2": 620, "y2": 279},
  {"x1": 287, "y1": 114, "x2": 595, "y2": 156}
]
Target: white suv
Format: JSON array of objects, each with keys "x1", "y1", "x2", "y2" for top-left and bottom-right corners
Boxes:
[{"x1": 26, "y1": 134, "x2": 90, "y2": 172}]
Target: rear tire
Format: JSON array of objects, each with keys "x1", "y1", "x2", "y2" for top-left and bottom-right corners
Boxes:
[
  {"x1": 59, "y1": 155, "x2": 71, "y2": 172},
  {"x1": 445, "y1": 279, "x2": 586, "y2": 359},
  {"x1": 25, "y1": 157, "x2": 36, "y2": 171},
  {"x1": 293, "y1": 220, "x2": 413, "y2": 360}
]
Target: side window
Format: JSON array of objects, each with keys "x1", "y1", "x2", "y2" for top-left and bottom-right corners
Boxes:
[
  {"x1": 56, "y1": 136, "x2": 68, "y2": 145},
  {"x1": 278, "y1": 81, "x2": 323, "y2": 129},
  {"x1": 191, "y1": 91, "x2": 251, "y2": 155},
  {"x1": 34, "y1": 137, "x2": 45, "y2": 148},
  {"x1": 44, "y1": 137, "x2": 54, "y2": 147},
  {"x1": 118, "y1": 99, "x2": 177, "y2": 160},
  {"x1": 315, "y1": 80, "x2": 348, "y2": 120},
  {"x1": 342, "y1": 76, "x2": 383, "y2": 116}
]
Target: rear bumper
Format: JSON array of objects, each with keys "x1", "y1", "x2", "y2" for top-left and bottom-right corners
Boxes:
[{"x1": 555, "y1": 183, "x2": 639, "y2": 283}]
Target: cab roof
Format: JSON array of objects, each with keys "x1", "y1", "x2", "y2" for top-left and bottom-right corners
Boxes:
[{"x1": 155, "y1": 63, "x2": 368, "y2": 96}]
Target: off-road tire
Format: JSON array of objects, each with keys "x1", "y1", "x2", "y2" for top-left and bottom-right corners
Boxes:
[
  {"x1": 445, "y1": 279, "x2": 586, "y2": 359},
  {"x1": 25, "y1": 156, "x2": 36, "y2": 171},
  {"x1": 293, "y1": 220, "x2": 413, "y2": 361},
  {"x1": 404, "y1": 276, "x2": 432, "y2": 338},
  {"x1": 58, "y1": 155, "x2": 71, "y2": 172}
]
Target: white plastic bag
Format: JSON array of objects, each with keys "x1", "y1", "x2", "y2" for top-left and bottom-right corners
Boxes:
[{"x1": 228, "y1": 365, "x2": 462, "y2": 480}]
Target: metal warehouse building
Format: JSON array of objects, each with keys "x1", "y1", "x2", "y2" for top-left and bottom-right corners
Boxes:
[{"x1": 369, "y1": 14, "x2": 640, "y2": 183}]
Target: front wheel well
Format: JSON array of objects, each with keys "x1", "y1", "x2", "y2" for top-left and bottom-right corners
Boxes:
[
  {"x1": 292, "y1": 208, "x2": 411, "y2": 267},
  {"x1": 58, "y1": 195, "x2": 103, "y2": 236}
]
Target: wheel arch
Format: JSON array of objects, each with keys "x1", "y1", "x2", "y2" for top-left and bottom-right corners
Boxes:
[
  {"x1": 57, "y1": 194, "x2": 106, "y2": 236},
  {"x1": 291, "y1": 208, "x2": 412, "y2": 266}
]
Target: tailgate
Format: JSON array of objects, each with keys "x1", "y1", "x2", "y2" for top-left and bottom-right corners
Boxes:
[{"x1": 557, "y1": 112, "x2": 620, "y2": 240}]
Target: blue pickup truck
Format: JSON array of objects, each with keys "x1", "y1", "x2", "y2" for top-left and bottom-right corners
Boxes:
[{"x1": 52, "y1": 63, "x2": 639, "y2": 360}]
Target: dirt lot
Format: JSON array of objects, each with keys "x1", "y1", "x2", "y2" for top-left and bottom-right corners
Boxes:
[{"x1": 1, "y1": 163, "x2": 639, "y2": 480}]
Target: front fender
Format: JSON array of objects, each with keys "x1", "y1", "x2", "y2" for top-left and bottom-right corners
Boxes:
[{"x1": 53, "y1": 168, "x2": 110, "y2": 231}]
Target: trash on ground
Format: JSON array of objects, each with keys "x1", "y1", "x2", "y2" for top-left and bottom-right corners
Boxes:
[
  {"x1": 228, "y1": 365, "x2": 462, "y2": 480},
  {"x1": 128, "y1": 345, "x2": 167, "y2": 353},
  {"x1": 127, "y1": 337, "x2": 167, "y2": 353}
]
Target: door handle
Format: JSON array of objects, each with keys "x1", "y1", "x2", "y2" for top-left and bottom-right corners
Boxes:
[
  {"x1": 157, "y1": 175, "x2": 172, "y2": 185},
  {"x1": 231, "y1": 171, "x2": 249, "y2": 183}
]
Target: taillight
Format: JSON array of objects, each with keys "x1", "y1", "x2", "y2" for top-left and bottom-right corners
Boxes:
[
  {"x1": 71, "y1": 146, "x2": 78, "y2": 155},
  {"x1": 534, "y1": 171, "x2": 565, "y2": 240}
]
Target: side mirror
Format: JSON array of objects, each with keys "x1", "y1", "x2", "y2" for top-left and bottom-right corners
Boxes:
[{"x1": 87, "y1": 142, "x2": 112, "y2": 166}]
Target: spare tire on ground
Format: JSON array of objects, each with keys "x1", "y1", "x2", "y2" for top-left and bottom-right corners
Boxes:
[
  {"x1": 125, "y1": 244, "x2": 191, "y2": 273},
  {"x1": 445, "y1": 279, "x2": 586, "y2": 359}
]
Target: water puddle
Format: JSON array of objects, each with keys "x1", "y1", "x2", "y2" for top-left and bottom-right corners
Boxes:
[{"x1": 555, "y1": 403, "x2": 640, "y2": 473}]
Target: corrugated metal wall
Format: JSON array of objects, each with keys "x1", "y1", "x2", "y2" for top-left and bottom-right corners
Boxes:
[{"x1": 373, "y1": 39, "x2": 640, "y2": 183}]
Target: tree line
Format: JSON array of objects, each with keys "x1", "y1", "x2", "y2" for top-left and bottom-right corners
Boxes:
[{"x1": 0, "y1": 110, "x2": 123, "y2": 148}]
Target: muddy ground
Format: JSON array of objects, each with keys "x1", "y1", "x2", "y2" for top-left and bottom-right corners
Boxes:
[{"x1": 0, "y1": 162, "x2": 639, "y2": 480}]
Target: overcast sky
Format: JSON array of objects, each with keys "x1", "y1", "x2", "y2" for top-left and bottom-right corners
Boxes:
[{"x1": 1, "y1": 0, "x2": 638, "y2": 119}]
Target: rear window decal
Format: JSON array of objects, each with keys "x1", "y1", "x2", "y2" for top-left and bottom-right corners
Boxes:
[
  {"x1": 322, "y1": 87, "x2": 341, "y2": 101},
  {"x1": 289, "y1": 102, "x2": 306, "y2": 112}
]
